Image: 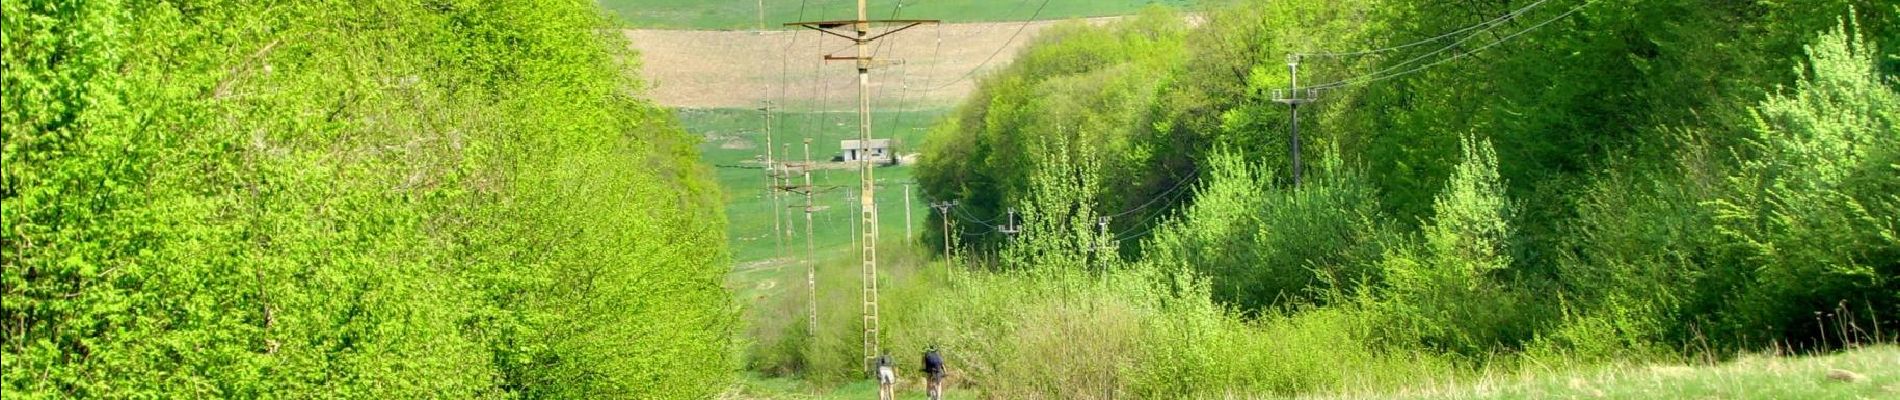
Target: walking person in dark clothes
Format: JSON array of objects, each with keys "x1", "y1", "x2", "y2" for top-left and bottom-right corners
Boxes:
[{"x1": 922, "y1": 345, "x2": 945, "y2": 400}]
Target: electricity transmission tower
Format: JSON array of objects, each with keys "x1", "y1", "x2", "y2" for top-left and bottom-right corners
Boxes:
[
  {"x1": 787, "y1": 4, "x2": 936, "y2": 376},
  {"x1": 1272, "y1": 55, "x2": 1320, "y2": 186}
]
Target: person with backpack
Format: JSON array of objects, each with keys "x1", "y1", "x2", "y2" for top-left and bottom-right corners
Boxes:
[
  {"x1": 922, "y1": 345, "x2": 945, "y2": 400},
  {"x1": 876, "y1": 354, "x2": 897, "y2": 400}
]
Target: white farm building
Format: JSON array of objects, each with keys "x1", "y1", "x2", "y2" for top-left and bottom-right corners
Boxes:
[{"x1": 840, "y1": 139, "x2": 894, "y2": 163}]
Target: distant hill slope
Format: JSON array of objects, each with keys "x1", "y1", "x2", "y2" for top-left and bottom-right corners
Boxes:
[{"x1": 602, "y1": 0, "x2": 1195, "y2": 30}]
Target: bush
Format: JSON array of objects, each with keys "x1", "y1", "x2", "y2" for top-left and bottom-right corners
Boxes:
[
  {"x1": 1539, "y1": 148, "x2": 1723, "y2": 361},
  {"x1": 1143, "y1": 149, "x2": 1395, "y2": 313},
  {"x1": 0, "y1": 1, "x2": 733, "y2": 397},
  {"x1": 1707, "y1": 17, "x2": 1899, "y2": 348},
  {"x1": 1373, "y1": 136, "x2": 1549, "y2": 355}
]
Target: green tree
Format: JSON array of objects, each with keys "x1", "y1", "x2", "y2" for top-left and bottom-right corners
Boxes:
[{"x1": 1710, "y1": 17, "x2": 1899, "y2": 347}]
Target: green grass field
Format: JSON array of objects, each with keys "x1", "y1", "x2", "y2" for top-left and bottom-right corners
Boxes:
[
  {"x1": 1307, "y1": 345, "x2": 1899, "y2": 400},
  {"x1": 725, "y1": 346, "x2": 1900, "y2": 399},
  {"x1": 601, "y1": 0, "x2": 1198, "y2": 30},
  {"x1": 729, "y1": 373, "x2": 984, "y2": 399},
  {"x1": 679, "y1": 107, "x2": 947, "y2": 298}
]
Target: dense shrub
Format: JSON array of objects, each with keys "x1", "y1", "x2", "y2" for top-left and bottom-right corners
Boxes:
[
  {"x1": 1143, "y1": 149, "x2": 1395, "y2": 313},
  {"x1": 1371, "y1": 136, "x2": 1551, "y2": 356},
  {"x1": 1536, "y1": 17, "x2": 1898, "y2": 358},
  {"x1": 1, "y1": 0, "x2": 733, "y2": 397},
  {"x1": 1707, "y1": 18, "x2": 1899, "y2": 347}
]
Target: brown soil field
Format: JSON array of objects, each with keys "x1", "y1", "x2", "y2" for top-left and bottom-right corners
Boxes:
[{"x1": 623, "y1": 18, "x2": 1127, "y2": 110}]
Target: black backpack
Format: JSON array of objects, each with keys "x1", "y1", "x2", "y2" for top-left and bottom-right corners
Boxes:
[{"x1": 922, "y1": 348, "x2": 943, "y2": 373}]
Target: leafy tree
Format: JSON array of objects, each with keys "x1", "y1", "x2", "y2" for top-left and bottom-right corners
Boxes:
[
  {"x1": 1709, "y1": 17, "x2": 1899, "y2": 347},
  {"x1": 1374, "y1": 136, "x2": 1545, "y2": 355}
]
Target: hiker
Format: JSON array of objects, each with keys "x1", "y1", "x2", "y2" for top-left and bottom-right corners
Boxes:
[
  {"x1": 876, "y1": 354, "x2": 897, "y2": 400},
  {"x1": 922, "y1": 345, "x2": 946, "y2": 400}
]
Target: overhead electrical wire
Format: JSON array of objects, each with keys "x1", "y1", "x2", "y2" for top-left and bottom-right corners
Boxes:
[
  {"x1": 1296, "y1": 0, "x2": 1552, "y2": 58},
  {"x1": 1303, "y1": 0, "x2": 1551, "y2": 88},
  {"x1": 886, "y1": 1, "x2": 949, "y2": 156},
  {"x1": 1105, "y1": 167, "x2": 1202, "y2": 219},
  {"x1": 928, "y1": 0, "x2": 1050, "y2": 90},
  {"x1": 1307, "y1": 0, "x2": 1597, "y2": 90}
]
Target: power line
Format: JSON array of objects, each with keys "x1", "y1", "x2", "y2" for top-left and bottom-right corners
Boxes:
[
  {"x1": 946, "y1": 166, "x2": 1201, "y2": 242},
  {"x1": 1105, "y1": 167, "x2": 1201, "y2": 219},
  {"x1": 1303, "y1": 1, "x2": 1545, "y2": 89},
  {"x1": 928, "y1": 0, "x2": 1051, "y2": 90},
  {"x1": 1309, "y1": 0, "x2": 1597, "y2": 90},
  {"x1": 954, "y1": 206, "x2": 1001, "y2": 227},
  {"x1": 1296, "y1": 0, "x2": 1552, "y2": 58},
  {"x1": 786, "y1": 6, "x2": 938, "y2": 376},
  {"x1": 887, "y1": 2, "x2": 949, "y2": 157}
]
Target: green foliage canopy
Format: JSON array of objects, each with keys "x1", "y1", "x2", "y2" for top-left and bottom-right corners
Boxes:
[{"x1": 1, "y1": 0, "x2": 734, "y2": 397}]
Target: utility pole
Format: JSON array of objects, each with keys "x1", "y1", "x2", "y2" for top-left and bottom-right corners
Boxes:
[
  {"x1": 931, "y1": 201, "x2": 958, "y2": 283},
  {"x1": 904, "y1": 183, "x2": 914, "y2": 239},
  {"x1": 1272, "y1": 54, "x2": 1319, "y2": 186},
  {"x1": 788, "y1": 3, "x2": 936, "y2": 376},
  {"x1": 846, "y1": 190, "x2": 859, "y2": 250},
  {"x1": 782, "y1": 142, "x2": 795, "y2": 243},
  {"x1": 759, "y1": 0, "x2": 784, "y2": 264},
  {"x1": 774, "y1": 140, "x2": 833, "y2": 336},
  {"x1": 768, "y1": 110, "x2": 785, "y2": 263},
  {"x1": 998, "y1": 208, "x2": 1021, "y2": 237},
  {"x1": 799, "y1": 139, "x2": 820, "y2": 335},
  {"x1": 1095, "y1": 216, "x2": 1114, "y2": 272}
]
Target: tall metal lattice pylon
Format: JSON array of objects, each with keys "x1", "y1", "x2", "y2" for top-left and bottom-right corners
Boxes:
[{"x1": 787, "y1": 2, "x2": 936, "y2": 376}]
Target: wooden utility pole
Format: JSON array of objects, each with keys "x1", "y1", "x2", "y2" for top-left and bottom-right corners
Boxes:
[
  {"x1": 1272, "y1": 54, "x2": 1319, "y2": 186},
  {"x1": 759, "y1": 0, "x2": 785, "y2": 264},
  {"x1": 1095, "y1": 216, "x2": 1115, "y2": 274},
  {"x1": 800, "y1": 139, "x2": 820, "y2": 335},
  {"x1": 931, "y1": 201, "x2": 957, "y2": 282},
  {"x1": 774, "y1": 141, "x2": 833, "y2": 336},
  {"x1": 789, "y1": 3, "x2": 935, "y2": 376},
  {"x1": 765, "y1": 105, "x2": 784, "y2": 260},
  {"x1": 904, "y1": 183, "x2": 914, "y2": 239}
]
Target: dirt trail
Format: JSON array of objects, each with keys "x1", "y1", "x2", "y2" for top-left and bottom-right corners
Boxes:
[{"x1": 623, "y1": 17, "x2": 1126, "y2": 110}]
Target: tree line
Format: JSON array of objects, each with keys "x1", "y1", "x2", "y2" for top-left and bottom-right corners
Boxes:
[{"x1": 915, "y1": 0, "x2": 1896, "y2": 366}]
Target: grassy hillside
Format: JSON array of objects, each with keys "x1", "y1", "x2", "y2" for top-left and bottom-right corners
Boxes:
[
  {"x1": 601, "y1": 0, "x2": 1197, "y2": 30},
  {"x1": 2, "y1": 0, "x2": 732, "y2": 397}
]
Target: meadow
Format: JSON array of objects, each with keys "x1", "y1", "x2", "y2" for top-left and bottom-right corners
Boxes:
[{"x1": 678, "y1": 108, "x2": 947, "y2": 300}]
